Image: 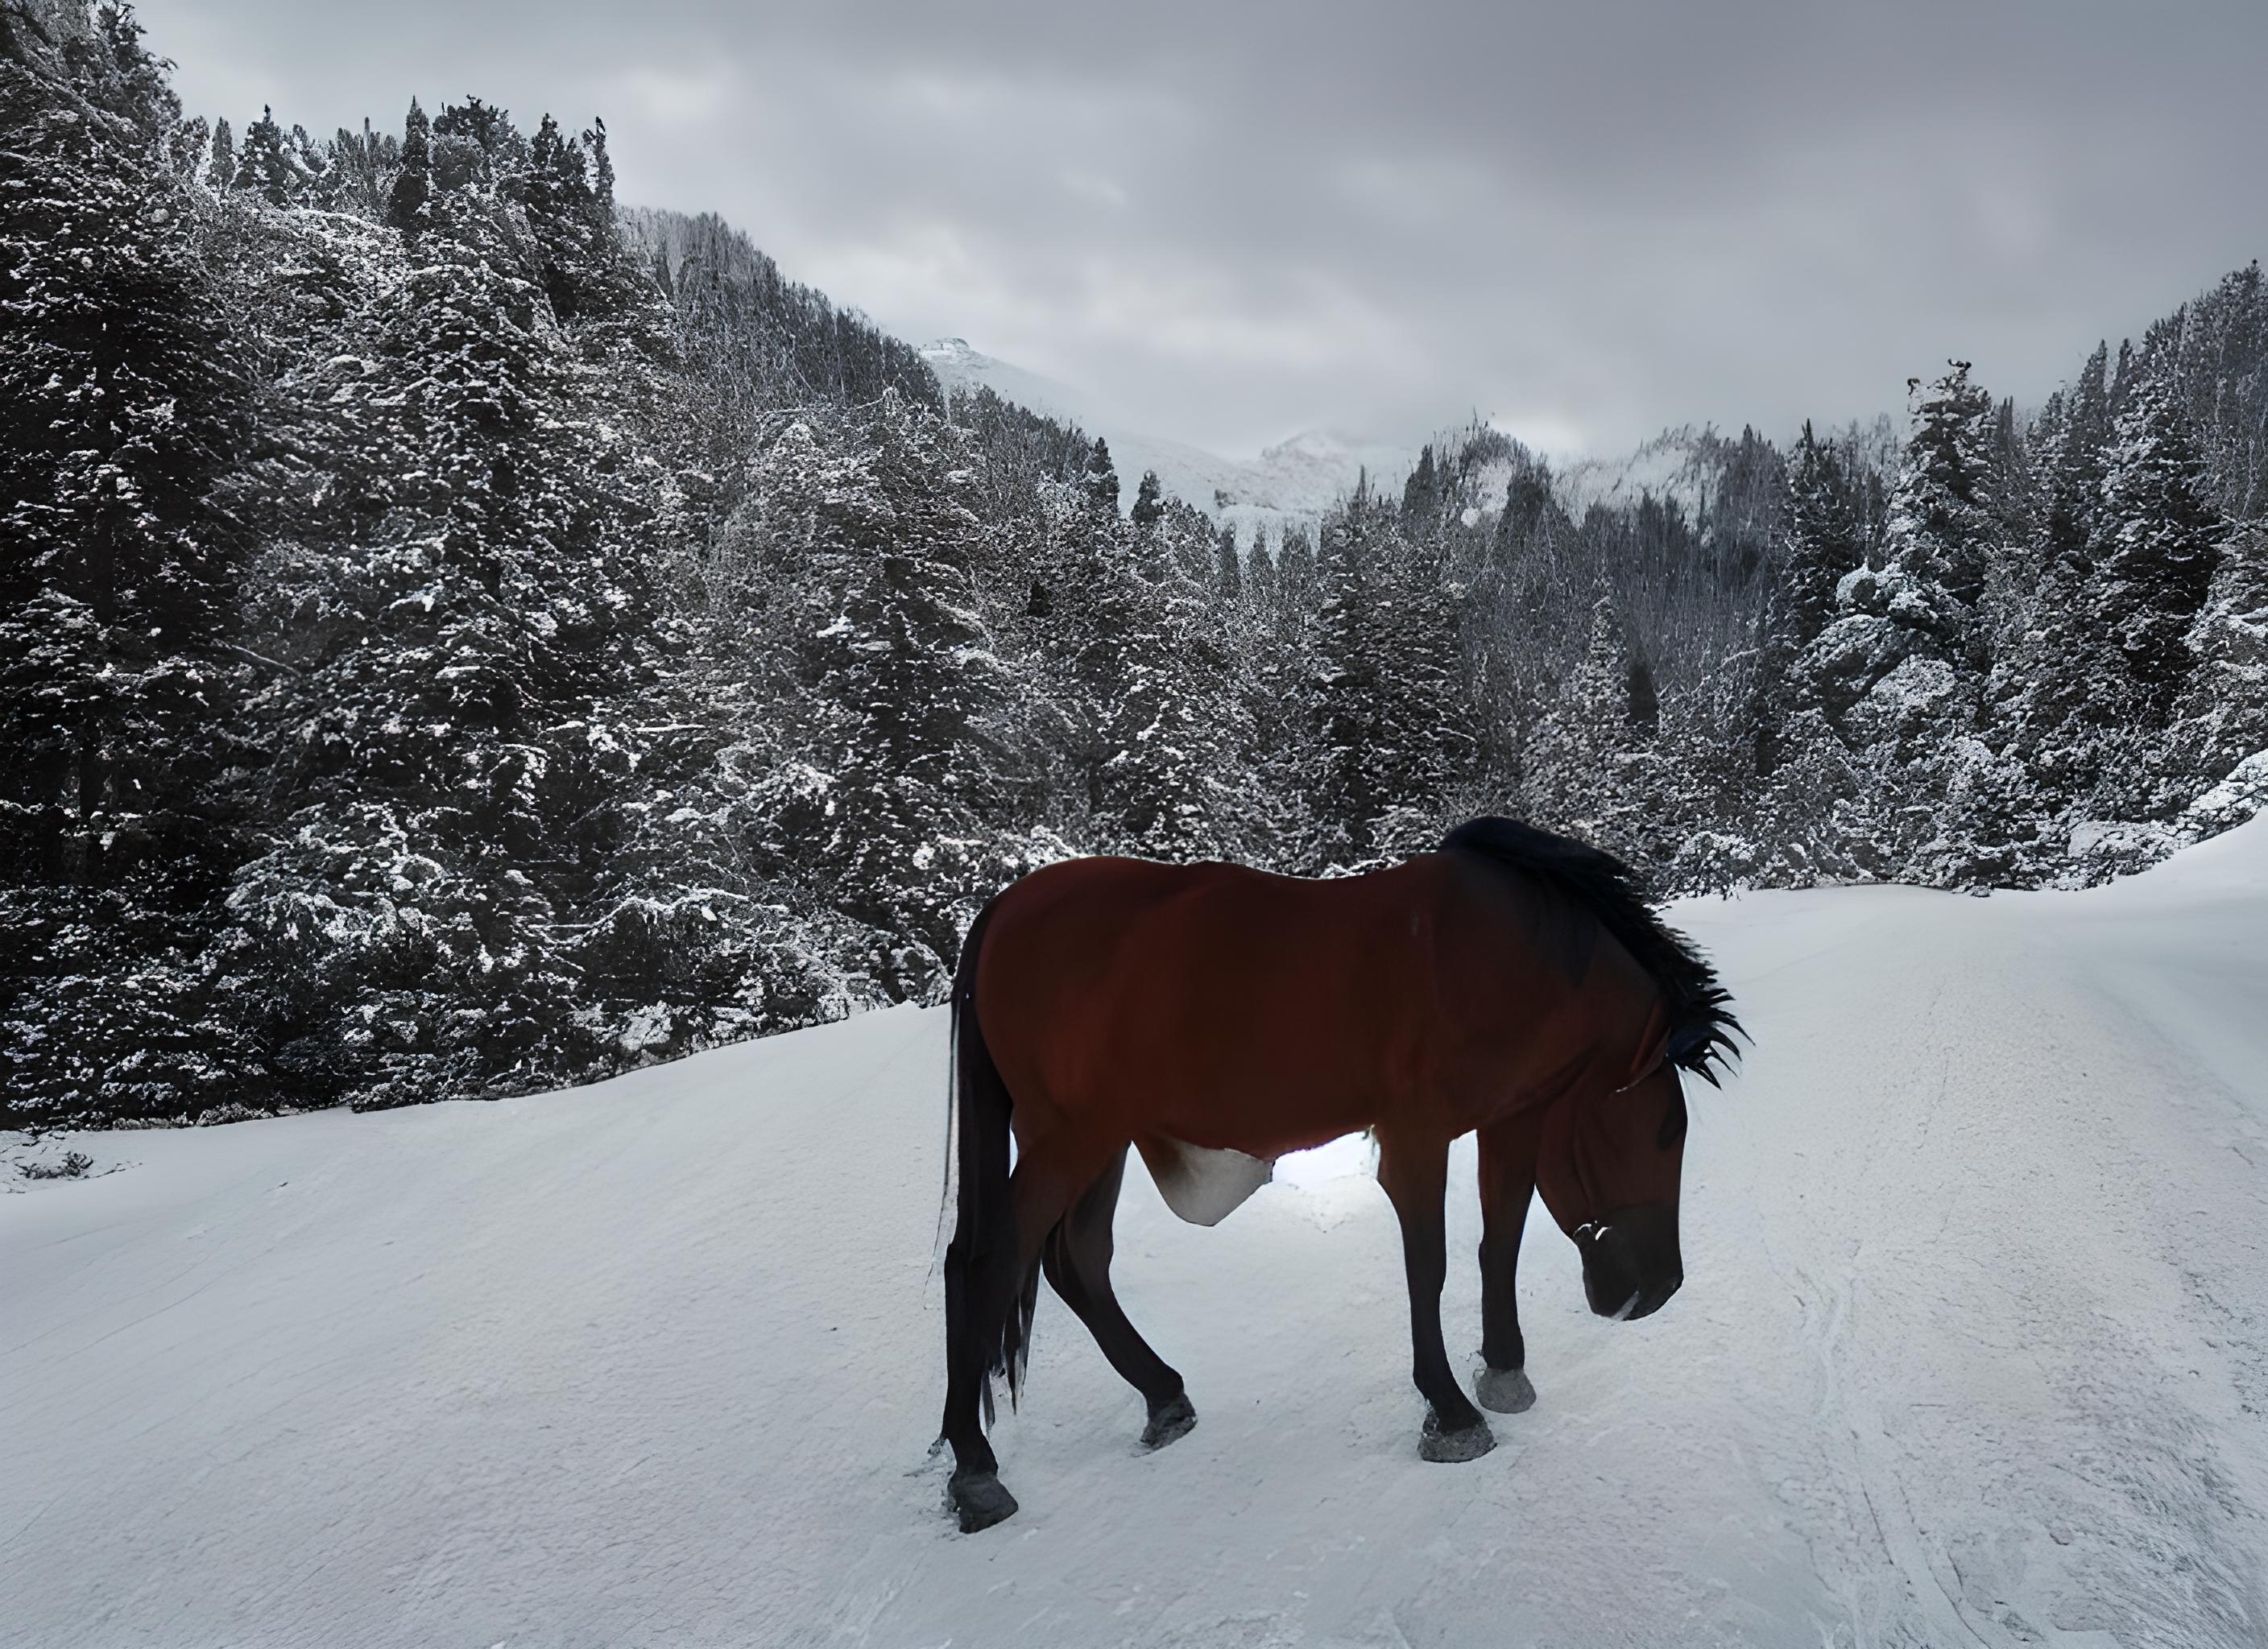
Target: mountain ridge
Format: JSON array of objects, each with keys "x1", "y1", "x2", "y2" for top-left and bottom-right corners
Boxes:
[{"x1": 919, "y1": 335, "x2": 1411, "y2": 543}]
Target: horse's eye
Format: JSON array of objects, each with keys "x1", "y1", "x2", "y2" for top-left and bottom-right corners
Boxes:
[{"x1": 1655, "y1": 1089, "x2": 1688, "y2": 1151}]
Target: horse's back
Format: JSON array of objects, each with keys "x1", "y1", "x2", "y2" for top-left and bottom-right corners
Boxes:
[
  {"x1": 973, "y1": 851, "x2": 1670, "y2": 1157},
  {"x1": 975, "y1": 857, "x2": 1421, "y2": 1149}
]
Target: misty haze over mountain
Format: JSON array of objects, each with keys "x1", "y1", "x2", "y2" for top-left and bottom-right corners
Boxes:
[{"x1": 151, "y1": 0, "x2": 2268, "y2": 462}]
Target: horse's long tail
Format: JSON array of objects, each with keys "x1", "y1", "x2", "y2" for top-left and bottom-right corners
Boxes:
[{"x1": 942, "y1": 899, "x2": 1037, "y2": 1430}]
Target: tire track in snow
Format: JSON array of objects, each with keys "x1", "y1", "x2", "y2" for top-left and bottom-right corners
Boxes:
[{"x1": 1745, "y1": 892, "x2": 2268, "y2": 1649}]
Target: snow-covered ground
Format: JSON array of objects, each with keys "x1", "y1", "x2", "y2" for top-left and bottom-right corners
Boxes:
[{"x1": 8, "y1": 826, "x2": 2268, "y2": 1648}]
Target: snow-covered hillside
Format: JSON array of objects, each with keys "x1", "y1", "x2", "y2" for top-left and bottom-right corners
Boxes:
[
  {"x1": 1554, "y1": 425, "x2": 1727, "y2": 520},
  {"x1": 922, "y1": 337, "x2": 1411, "y2": 543},
  {"x1": 8, "y1": 826, "x2": 2268, "y2": 1647}
]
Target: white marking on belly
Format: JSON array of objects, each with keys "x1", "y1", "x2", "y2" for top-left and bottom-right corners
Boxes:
[{"x1": 1140, "y1": 1136, "x2": 1276, "y2": 1226}]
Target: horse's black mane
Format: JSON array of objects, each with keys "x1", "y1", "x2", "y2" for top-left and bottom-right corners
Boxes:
[{"x1": 1439, "y1": 816, "x2": 1744, "y2": 1085}]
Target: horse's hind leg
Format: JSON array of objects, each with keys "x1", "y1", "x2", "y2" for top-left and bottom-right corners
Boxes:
[
  {"x1": 940, "y1": 1127, "x2": 1099, "y2": 1532},
  {"x1": 1375, "y1": 1124, "x2": 1495, "y2": 1463},
  {"x1": 941, "y1": 1224, "x2": 1012, "y2": 1529},
  {"x1": 1475, "y1": 1110, "x2": 1543, "y2": 1415},
  {"x1": 1042, "y1": 1146, "x2": 1196, "y2": 1450}
]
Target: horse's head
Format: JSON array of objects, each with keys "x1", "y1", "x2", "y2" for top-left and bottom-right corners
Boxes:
[{"x1": 1535, "y1": 1064, "x2": 1687, "y2": 1321}]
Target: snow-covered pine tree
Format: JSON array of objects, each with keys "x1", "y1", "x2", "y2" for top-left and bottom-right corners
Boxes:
[
  {"x1": 2092, "y1": 374, "x2": 2222, "y2": 738},
  {"x1": 1523, "y1": 591, "x2": 1643, "y2": 853},
  {"x1": 1885, "y1": 362, "x2": 1997, "y2": 631},
  {"x1": 1367, "y1": 526, "x2": 1477, "y2": 858},
  {"x1": 1401, "y1": 444, "x2": 1442, "y2": 526},
  {"x1": 1755, "y1": 709, "x2": 1867, "y2": 886},
  {"x1": 385, "y1": 97, "x2": 430, "y2": 233},
  {"x1": 1795, "y1": 364, "x2": 1999, "y2": 878},
  {"x1": 2030, "y1": 367, "x2": 2221, "y2": 856},
  {"x1": 1105, "y1": 541, "x2": 1255, "y2": 863},
  {"x1": 1276, "y1": 522, "x2": 1318, "y2": 612},
  {"x1": 0, "y1": 2, "x2": 255, "y2": 1125},
  {"x1": 1130, "y1": 467, "x2": 1164, "y2": 531},
  {"x1": 1082, "y1": 437, "x2": 1121, "y2": 515},
  {"x1": 316, "y1": 118, "x2": 394, "y2": 218},
  {"x1": 2164, "y1": 263, "x2": 2268, "y2": 522},
  {"x1": 1215, "y1": 521, "x2": 1242, "y2": 599},
  {"x1": 1304, "y1": 515, "x2": 1380, "y2": 867},
  {"x1": 1243, "y1": 530, "x2": 1276, "y2": 609},
  {"x1": 784, "y1": 394, "x2": 1028, "y2": 994},
  {"x1": 223, "y1": 97, "x2": 652, "y2": 1109},
  {"x1": 230, "y1": 104, "x2": 299, "y2": 205},
  {"x1": 2045, "y1": 345, "x2": 2113, "y2": 568},
  {"x1": 524, "y1": 112, "x2": 598, "y2": 320},
  {"x1": 1751, "y1": 420, "x2": 1859, "y2": 777},
  {"x1": 1468, "y1": 448, "x2": 1586, "y2": 785},
  {"x1": 1993, "y1": 348, "x2": 2117, "y2": 835},
  {"x1": 2167, "y1": 520, "x2": 2268, "y2": 808},
  {"x1": 1302, "y1": 501, "x2": 1474, "y2": 867}
]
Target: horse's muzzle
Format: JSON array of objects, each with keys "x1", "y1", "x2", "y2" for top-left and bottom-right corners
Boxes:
[{"x1": 1576, "y1": 1203, "x2": 1682, "y2": 1321}]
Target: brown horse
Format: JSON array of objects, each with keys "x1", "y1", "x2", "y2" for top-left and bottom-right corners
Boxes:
[{"x1": 936, "y1": 816, "x2": 1740, "y2": 1532}]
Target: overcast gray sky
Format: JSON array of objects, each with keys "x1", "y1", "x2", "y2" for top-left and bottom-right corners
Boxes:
[{"x1": 158, "y1": 0, "x2": 2267, "y2": 460}]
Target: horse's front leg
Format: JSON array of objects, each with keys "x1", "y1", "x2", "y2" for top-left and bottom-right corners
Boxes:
[
  {"x1": 1475, "y1": 1110, "x2": 1543, "y2": 1414},
  {"x1": 1375, "y1": 1125, "x2": 1495, "y2": 1462}
]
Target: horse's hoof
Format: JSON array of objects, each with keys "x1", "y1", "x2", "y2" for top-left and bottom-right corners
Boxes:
[
  {"x1": 1142, "y1": 1391, "x2": 1198, "y2": 1450},
  {"x1": 1419, "y1": 1413, "x2": 1496, "y2": 1463},
  {"x1": 1476, "y1": 1366, "x2": 1537, "y2": 1414},
  {"x1": 948, "y1": 1470, "x2": 1019, "y2": 1533}
]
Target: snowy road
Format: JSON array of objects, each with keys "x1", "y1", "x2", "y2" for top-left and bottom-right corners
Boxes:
[{"x1": 6, "y1": 826, "x2": 2268, "y2": 1647}]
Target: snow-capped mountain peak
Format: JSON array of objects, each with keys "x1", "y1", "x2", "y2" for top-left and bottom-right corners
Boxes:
[{"x1": 919, "y1": 337, "x2": 1408, "y2": 539}]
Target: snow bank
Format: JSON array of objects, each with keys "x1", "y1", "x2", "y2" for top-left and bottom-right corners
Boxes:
[
  {"x1": 2092, "y1": 795, "x2": 2268, "y2": 902},
  {"x1": 7, "y1": 840, "x2": 2268, "y2": 1647}
]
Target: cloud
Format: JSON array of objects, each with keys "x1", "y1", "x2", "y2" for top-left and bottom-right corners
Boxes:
[
  {"x1": 612, "y1": 64, "x2": 739, "y2": 130},
  {"x1": 156, "y1": 0, "x2": 2268, "y2": 459}
]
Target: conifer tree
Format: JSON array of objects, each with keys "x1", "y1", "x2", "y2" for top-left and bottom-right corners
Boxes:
[
  {"x1": 1244, "y1": 531, "x2": 1275, "y2": 608},
  {"x1": 1752, "y1": 421, "x2": 1858, "y2": 774},
  {"x1": 1082, "y1": 437, "x2": 1121, "y2": 515},
  {"x1": 2043, "y1": 344, "x2": 2113, "y2": 572},
  {"x1": 1886, "y1": 361, "x2": 1997, "y2": 618},
  {"x1": 1996, "y1": 348, "x2": 2117, "y2": 824},
  {"x1": 1401, "y1": 444, "x2": 1441, "y2": 524},
  {"x1": 1130, "y1": 467, "x2": 1164, "y2": 530},
  {"x1": 525, "y1": 111, "x2": 594, "y2": 317},
  {"x1": 1756, "y1": 709, "x2": 1868, "y2": 885},
  {"x1": 2092, "y1": 374, "x2": 2222, "y2": 733},
  {"x1": 2168, "y1": 521, "x2": 2268, "y2": 799},
  {"x1": 1277, "y1": 522, "x2": 1318, "y2": 610},
  {"x1": 586, "y1": 116, "x2": 615, "y2": 212},
  {"x1": 751, "y1": 395, "x2": 1047, "y2": 990},
  {"x1": 385, "y1": 97, "x2": 430, "y2": 233},
  {"x1": 1369, "y1": 536, "x2": 1475, "y2": 854},
  {"x1": 1215, "y1": 522, "x2": 1242, "y2": 598},
  {"x1": 0, "y1": 14, "x2": 254, "y2": 1122},
  {"x1": 231, "y1": 104, "x2": 296, "y2": 205},
  {"x1": 1302, "y1": 504, "x2": 1474, "y2": 865},
  {"x1": 1096, "y1": 564, "x2": 1252, "y2": 863},
  {"x1": 225, "y1": 106, "x2": 648, "y2": 1107},
  {"x1": 1525, "y1": 593, "x2": 1639, "y2": 849},
  {"x1": 1306, "y1": 518, "x2": 1379, "y2": 866},
  {"x1": 1790, "y1": 366, "x2": 1998, "y2": 878}
]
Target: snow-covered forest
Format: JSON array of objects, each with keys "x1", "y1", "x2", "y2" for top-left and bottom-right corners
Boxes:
[{"x1": 7, "y1": 2, "x2": 2268, "y2": 1129}]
